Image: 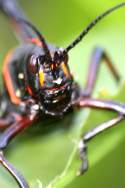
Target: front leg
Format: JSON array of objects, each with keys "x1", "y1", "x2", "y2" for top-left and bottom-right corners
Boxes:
[
  {"x1": 0, "y1": 150, "x2": 29, "y2": 188},
  {"x1": 0, "y1": 115, "x2": 14, "y2": 129},
  {"x1": 74, "y1": 98, "x2": 125, "y2": 175},
  {"x1": 78, "y1": 114, "x2": 124, "y2": 175},
  {"x1": 0, "y1": 116, "x2": 34, "y2": 149},
  {"x1": 83, "y1": 47, "x2": 120, "y2": 97},
  {"x1": 0, "y1": 116, "x2": 33, "y2": 188},
  {"x1": 0, "y1": 102, "x2": 38, "y2": 188}
]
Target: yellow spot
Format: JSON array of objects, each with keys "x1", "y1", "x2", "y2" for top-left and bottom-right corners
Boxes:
[
  {"x1": 99, "y1": 87, "x2": 109, "y2": 97},
  {"x1": 51, "y1": 64, "x2": 54, "y2": 70},
  {"x1": 39, "y1": 71, "x2": 44, "y2": 86}
]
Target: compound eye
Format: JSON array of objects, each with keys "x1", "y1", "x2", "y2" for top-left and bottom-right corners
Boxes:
[{"x1": 29, "y1": 55, "x2": 38, "y2": 74}]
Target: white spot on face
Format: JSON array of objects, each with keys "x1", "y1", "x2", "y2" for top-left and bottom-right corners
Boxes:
[
  {"x1": 53, "y1": 77, "x2": 62, "y2": 85},
  {"x1": 15, "y1": 90, "x2": 21, "y2": 97},
  {"x1": 52, "y1": 99, "x2": 59, "y2": 103},
  {"x1": 18, "y1": 73, "x2": 24, "y2": 79},
  {"x1": 32, "y1": 104, "x2": 39, "y2": 110},
  {"x1": 47, "y1": 89, "x2": 59, "y2": 95},
  {"x1": 40, "y1": 106, "x2": 43, "y2": 110}
]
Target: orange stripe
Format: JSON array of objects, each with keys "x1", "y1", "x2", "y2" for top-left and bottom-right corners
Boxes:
[
  {"x1": 28, "y1": 38, "x2": 42, "y2": 47},
  {"x1": 61, "y1": 62, "x2": 69, "y2": 77},
  {"x1": 3, "y1": 50, "x2": 21, "y2": 105},
  {"x1": 27, "y1": 86, "x2": 34, "y2": 96}
]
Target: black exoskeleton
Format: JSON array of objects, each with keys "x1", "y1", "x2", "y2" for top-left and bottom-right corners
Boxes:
[{"x1": 0, "y1": 1, "x2": 125, "y2": 188}]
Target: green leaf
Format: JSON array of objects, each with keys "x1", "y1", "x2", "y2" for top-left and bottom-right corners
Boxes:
[{"x1": 0, "y1": 0, "x2": 125, "y2": 188}]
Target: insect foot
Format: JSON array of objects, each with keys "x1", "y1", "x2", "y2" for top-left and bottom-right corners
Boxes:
[{"x1": 77, "y1": 138, "x2": 88, "y2": 176}]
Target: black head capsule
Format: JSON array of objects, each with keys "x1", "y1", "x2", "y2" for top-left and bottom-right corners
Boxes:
[
  {"x1": 38, "y1": 49, "x2": 73, "y2": 115},
  {"x1": 25, "y1": 48, "x2": 73, "y2": 115}
]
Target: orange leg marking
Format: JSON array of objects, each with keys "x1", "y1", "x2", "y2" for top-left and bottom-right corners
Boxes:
[{"x1": 2, "y1": 50, "x2": 21, "y2": 105}]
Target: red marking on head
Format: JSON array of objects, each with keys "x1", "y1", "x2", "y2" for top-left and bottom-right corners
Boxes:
[
  {"x1": 28, "y1": 38, "x2": 42, "y2": 47},
  {"x1": 47, "y1": 85, "x2": 65, "y2": 91},
  {"x1": 27, "y1": 86, "x2": 34, "y2": 96}
]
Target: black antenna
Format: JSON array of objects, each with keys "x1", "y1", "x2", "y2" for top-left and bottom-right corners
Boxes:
[
  {"x1": 65, "y1": 2, "x2": 125, "y2": 53},
  {"x1": 17, "y1": 18, "x2": 51, "y2": 60}
]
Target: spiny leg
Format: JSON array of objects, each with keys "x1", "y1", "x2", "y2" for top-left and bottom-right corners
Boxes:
[
  {"x1": 74, "y1": 98, "x2": 125, "y2": 174},
  {"x1": 0, "y1": 151, "x2": 29, "y2": 188},
  {"x1": 78, "y1": 115, "x2": 124, "y2": 175},
  {"x1": 0, "y1": 116, "x2": 13, "y2": 129},
  {"x1": 0, "y1": 112, "x2": 37, "y2": 188},
  {"x1": 83, "y1": 47, "x2": 120, "y2": 97},
  {"x1": 0, "y1": 117, "x2": 33, "y2": 149}
]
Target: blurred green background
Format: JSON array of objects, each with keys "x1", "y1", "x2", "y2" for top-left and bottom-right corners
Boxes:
[{"x1": 0, "y1": 0, "x2": 125, "y2": 188}]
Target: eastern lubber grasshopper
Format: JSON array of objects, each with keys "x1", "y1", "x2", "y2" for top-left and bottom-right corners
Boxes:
[{"x1": 0, "y1": 0, "x2": 125, "y2": 187}]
